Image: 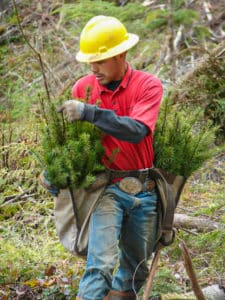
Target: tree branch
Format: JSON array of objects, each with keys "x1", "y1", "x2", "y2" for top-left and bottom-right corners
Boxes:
[
  {"x1": 179, "y1": 240, "x2": 206, "y2": 300},
  {"x1": 12, "y1": 0, "x2": 51, "y2": 102}
]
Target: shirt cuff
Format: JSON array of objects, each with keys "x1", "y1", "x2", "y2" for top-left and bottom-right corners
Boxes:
[{"x1": 81, "y1": 104, "x2": 96, "y2": 123}]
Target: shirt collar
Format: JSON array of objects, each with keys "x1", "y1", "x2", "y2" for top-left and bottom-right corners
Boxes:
[{"x1": 98, "y1": 62, "x2": 132, "y2": 94}]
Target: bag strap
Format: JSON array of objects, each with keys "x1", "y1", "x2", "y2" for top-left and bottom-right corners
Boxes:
[{"x1": 153, "y1": 168, "x2": 186, "y2": 249}]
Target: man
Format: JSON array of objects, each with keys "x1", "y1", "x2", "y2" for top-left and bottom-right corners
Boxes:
[{"x1": 49, "y1": 15, "x2": 163, "y2": 300}]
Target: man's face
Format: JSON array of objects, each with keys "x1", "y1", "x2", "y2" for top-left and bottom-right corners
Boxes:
[{"x1": 89, "y1": 54, "x2": 126, "y2": 85}]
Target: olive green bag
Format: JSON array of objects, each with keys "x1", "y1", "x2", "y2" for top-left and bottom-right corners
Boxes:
[{"x1": 53, "y1": 173, "x2": 108, "y2": 257}]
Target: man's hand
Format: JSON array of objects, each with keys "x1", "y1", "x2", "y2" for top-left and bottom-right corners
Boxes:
[
  {"x1": 57, "y1": 100, "x2": 85, "y2": 122},
  {"x1": 39, "y1": 171, "x2": 59, "y2": 197}
]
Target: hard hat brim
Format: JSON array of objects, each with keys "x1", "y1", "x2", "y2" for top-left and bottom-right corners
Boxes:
[{"x1": 76, "y1": 33, "x2": 139, "y2": 63}]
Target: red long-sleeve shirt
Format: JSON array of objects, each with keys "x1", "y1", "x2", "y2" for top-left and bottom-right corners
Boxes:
[{"x1": 72, "y1": 63, "x2": 163, "y2": 170}]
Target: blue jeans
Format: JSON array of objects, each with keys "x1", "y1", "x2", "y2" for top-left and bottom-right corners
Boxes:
[{"x1": 77, "y1": 183, "x2": 158, "y2": 300}]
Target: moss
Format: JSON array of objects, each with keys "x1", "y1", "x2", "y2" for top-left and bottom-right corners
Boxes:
[{"x1": 0, "y1": 204, "x2": 21, "y2": 220}]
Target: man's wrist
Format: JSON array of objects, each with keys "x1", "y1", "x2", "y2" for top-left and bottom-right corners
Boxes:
[
  {"x1": 77, "y1": 101, "x2": 85, "y2": 119},
  {"x1": 81, "y1": 104, "x2": 96, "y2": 122}
]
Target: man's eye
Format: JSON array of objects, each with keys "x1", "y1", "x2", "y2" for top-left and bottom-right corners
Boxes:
[{"x1": 98, "y1": 60, "x2": 106, "y2": 64}]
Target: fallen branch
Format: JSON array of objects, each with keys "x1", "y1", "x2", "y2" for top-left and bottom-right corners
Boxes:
[
  {"x1": 174, "y1": 25, "x2": 184, "y2": 50},
  {"x1": 1, "y1": 188, "x2": 36, "y2": 207},
  {"x1": 174, "y1": 213, "x2": 223, "y2": 232},
  {"x1": 203, "y1": 1, "x2": 212, "y2": 22},
  {"x1": 179, "y1": 240, "x2": 206, "y2": 300}
]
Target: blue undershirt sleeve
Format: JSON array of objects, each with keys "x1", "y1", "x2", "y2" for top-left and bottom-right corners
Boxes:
[{"x1": 80, "y1": 104, "x2": 149, "y2": 144}]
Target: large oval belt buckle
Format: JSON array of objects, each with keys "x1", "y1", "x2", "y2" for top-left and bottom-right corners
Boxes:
[{"x1": 119, "y1": 177, "x2": 143, "y2": 195}]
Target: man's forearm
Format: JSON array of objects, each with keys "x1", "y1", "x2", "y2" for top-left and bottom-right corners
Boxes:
[{"x1": 81, "y1": 104, "x2": 149, "y2": 143}]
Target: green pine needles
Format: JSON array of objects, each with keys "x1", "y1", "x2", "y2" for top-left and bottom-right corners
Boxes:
[
  {"x1": 40, "y1": 96, "x2": 105, "y2": 190},
  {"x1": 154, "y1": 97, "x2": 217, "y2": 178}
]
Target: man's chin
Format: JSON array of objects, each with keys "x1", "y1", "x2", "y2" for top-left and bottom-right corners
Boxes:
[{"x1": 96, "y1": 76, "x2": 107, "y2": 85}]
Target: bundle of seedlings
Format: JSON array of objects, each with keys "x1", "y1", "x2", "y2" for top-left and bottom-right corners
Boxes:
[
  {"x1": 40, "y1": 94, "x2": 105, "y2": 190},
  {"x1": 153, "y1": 96, "x2": 218, "y2": 178}
]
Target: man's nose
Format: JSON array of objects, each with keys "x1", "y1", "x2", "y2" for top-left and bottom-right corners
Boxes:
[{"x1": 90, "y1": 62, "x2": 98, "y2": 73}]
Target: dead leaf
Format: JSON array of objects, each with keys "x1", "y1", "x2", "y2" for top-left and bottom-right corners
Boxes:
[{"x1": 44, "y1": 265, "x2": 56, "y2": 277}]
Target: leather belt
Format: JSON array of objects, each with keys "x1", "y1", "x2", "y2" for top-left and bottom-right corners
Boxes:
[
  {"x1": 106, "y1": 167, "x2": 159, "y2": 183},
  {"x1": 106, "y1": 168, "x2": 157, "y2": 195}
]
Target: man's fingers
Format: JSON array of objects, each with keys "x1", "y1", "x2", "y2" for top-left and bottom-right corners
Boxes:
[
  {"x1": 56, "y1": 100, "x2": 83, "y2": 121},
  {"x1": 57, "y1": 100, "x2": 75, "y2": 113}
]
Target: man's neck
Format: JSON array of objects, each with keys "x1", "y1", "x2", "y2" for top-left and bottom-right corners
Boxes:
[{"x1": 105, "y1": 80, "x2": 122, "y2": 91}]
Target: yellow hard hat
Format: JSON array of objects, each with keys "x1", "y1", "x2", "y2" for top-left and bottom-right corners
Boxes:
[{"x1": 76, "y1": 15, "x2": 139, "y2": 63}]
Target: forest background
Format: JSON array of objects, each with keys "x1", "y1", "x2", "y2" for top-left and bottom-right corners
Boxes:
[{"x1": 0, "y1": 0, "x2": 224, "y2": 299}]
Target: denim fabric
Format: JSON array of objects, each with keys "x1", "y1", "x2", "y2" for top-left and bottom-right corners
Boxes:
[{"x1": 77, "y1": 183, "x2": 158, "y2": 300}]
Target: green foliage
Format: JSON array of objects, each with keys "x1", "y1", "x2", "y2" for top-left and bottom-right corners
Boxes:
[
  {"x1": 205, "y1": 98, "x2": 225, "y2": 144},
  {"x1": 146, "y1": 10, "x2": 168, "y2": 30},
  {"x1": 0, "y1": 219, "x2": 79, "y2": 285},
  {"x1": 146, "y1": 8, "x2": 198, "y2": 30},
  {"x1": 173, "y1": 9, "x2": 198, "y2": 25},
  {"x1": 55, "y1": 0, "x2": 147, "y2": 36},
  {"x1": 156, "y1": 0, "x2": 186, "y2": 10},
  {"x1": 172, "y1": 0, "x2": 185, "y2": 10},
  {"x1": 151, "y1": 266, "x2": 182, "y2": 295},
  {"x1": 193, "y1": 25, "x2": 211, "y2": 40},
  {"x1": 154, "y1": 97, "x2": 217, "y2": 177},
  {"x1": 0, "y1": 204, "x2": 21, "y2": 220},
  {"x1": 171, "y1": 40, "x2": 225, "y2": 143},
  {"x1": 0, "y1": 48, "x2": 42, "y2": 121},
  {"x1": 184, "y1": 229, "x2": 225, "y2": 276},
  {"x1": 40, "y1": 97, "x2": 105, "y2": 189}
]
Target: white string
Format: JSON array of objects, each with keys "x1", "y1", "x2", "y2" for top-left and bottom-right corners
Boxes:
[{"x1": 132, "y1": 258, "x2": 147, "y2": 299}]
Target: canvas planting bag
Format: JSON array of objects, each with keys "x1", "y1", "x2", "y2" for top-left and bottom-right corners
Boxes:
[{"x1": 53, "y1": 173, "x2": 108, "y2": 257}]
